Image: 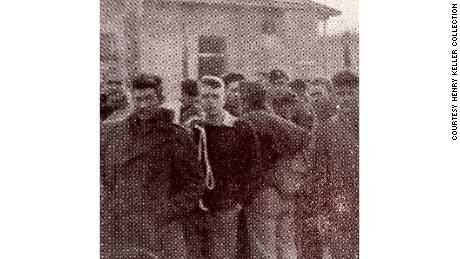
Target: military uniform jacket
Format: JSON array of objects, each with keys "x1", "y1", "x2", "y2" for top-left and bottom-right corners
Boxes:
[{"x1": 101, "y1": 108, "x2": 203, "y2": 252}]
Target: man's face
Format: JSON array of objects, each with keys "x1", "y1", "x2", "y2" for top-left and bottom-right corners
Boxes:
[
  {"x1": 201, "y1": 84, "x2": 225, "y2": 116},
  {"x1": 133, "y1": 89, "x2": 160, "y2": 119},
  {"x1": 333, "y1": 87, "x2": 358, "y2": 113}
]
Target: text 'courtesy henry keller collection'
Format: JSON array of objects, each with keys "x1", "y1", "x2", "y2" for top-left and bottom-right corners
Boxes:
[{"x1": 451, "y1": 3, "x2": 458, "y2": 141}]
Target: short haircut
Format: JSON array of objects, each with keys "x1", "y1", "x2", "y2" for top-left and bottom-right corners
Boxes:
[
  {"x1": 331, "y1": 70, "x2": 359, "y2": 89},
  {"x1": 181, "y1": 79, "x2": 199, "y2": 97},
  {"x1": 132, "y1": 74, "x2": 164, "y2": 101},
  {"x1": 222, "y1": 73, "x2": 245, "y2": 87}
]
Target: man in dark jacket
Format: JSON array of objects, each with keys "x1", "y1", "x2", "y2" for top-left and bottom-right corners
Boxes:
[
  {"x1": 101, "y1": 74, "x2": 203, "y2": 259},
  {"x1": 185, "y1": 76, "x2": 250, "y2": 259},
  {"x1": 238, "y1": 82, "x2": 311, "y2": 259},
  {"x1": 313, "y1": 70, "x2": 359, "y2": 259}
]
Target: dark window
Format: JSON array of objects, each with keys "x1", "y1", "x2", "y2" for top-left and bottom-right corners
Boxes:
[
  {"x1": 198, "y1": 35, "x2": 226, "y2": 77},
  {"x1": 198, "y1": 35, "x2": 226, "y2": 54}
]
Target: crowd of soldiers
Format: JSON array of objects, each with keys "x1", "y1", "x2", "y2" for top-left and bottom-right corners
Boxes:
[{"x1": 100, "y1": 68, "x2": 359, "y2": 259}]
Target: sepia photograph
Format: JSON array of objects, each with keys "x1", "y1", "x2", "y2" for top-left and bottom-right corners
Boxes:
[
  {"x1": 4, "y1": 0, "x2": 460, "y2": 258},
  {"x1": 100, "y1": 0, "x2": 359, "y2": 258},
  {"x1": 3, "y1": 1, "x2": 460, "y2": 259}
]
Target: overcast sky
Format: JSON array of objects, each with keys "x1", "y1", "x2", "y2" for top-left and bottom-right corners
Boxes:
[{"x1": 315, "y1": 0, "x2": 359, "y2": 34}]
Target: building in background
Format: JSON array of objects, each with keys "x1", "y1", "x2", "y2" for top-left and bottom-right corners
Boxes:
[
  {"x1": 318, "y1": 30, "x2": 359, "y2": 77},
  {"x1": 100, "y1": 0, "x2": 358, "y2": 102}
]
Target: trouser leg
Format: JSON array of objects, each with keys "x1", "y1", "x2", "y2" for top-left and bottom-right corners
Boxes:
[
  {"x1": 183, "y1": 211, "x2": 206, "y2": 259},
  {"x1": 297, "y1": 220, "x2": 323, "y2": 259},
  {"x1": 205, "y1": 206, "x2": 241, "y2": 259},
  {"x1": 246, "y1": 210, "x2": 278, "y2": 259},
  {"x1": 329, "y1": 210, "x2": 358, "y2": 259},
  {"x1": 276, "y1": 212, "x2": 298, "y2": 259},
  {"x1": 157, "y1": 220, "x2": 188, "y2": 259}
]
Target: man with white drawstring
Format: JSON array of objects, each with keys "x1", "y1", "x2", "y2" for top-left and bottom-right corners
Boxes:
[{"x1": 183, "y1": 75, "x2": 249, "y2": 259}]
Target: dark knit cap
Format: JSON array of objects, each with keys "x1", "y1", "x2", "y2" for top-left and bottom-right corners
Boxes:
[
  {"x1": 222, "y1": 73, "x2": 245, "y2": 87},
  {"x1": 331, "y1": 70, "x2": 359, "y2": 89}
]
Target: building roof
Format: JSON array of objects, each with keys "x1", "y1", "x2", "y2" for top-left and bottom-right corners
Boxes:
[{"x1": 160, "y1": 0, "x2": 341, "y2": 18}]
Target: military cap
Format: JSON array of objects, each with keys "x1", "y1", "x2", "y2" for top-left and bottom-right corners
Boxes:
[
  {"x1": 200, "y1": 75, "x2": 225, "y2": 89},
  {"x1": 331, "y1": 70, "x2": 359, "y2": 89},
  {"x1": 268, "y1": 69, "x2": 289, "y2": 84}
]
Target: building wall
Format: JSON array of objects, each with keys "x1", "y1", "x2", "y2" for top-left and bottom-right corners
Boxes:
[
  {"x1": 100, "y1": 0, "x2": 344, "y2": 101},
  {"x1": 315, "y1": 31, "x2": 359, "y2": 79},
  {"x1": 100, "y1": 0, "x2": 126, "y2": 90},
  {"x1": 139, "y1": 1, "x2": 322, "y2": 100}
]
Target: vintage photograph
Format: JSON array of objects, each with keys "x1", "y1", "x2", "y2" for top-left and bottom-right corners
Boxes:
[{"x1": 100, "y1": 0, "x2": 359, "y2": 258}]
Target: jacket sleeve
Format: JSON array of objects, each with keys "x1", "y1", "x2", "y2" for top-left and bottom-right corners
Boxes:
[
  {"x1": 169, "y1": 128, "x2": 204, "y2": 218},
  {"x1": 293, "y1": 102, "x2": 315, "y2": 132},
  {"x1": 234, "y1": 119, "x2": 263, "y2": 206}
]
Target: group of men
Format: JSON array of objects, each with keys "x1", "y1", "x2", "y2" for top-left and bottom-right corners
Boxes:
[{"x1": 101, "y1": 68, "x2": 359, "y2": 259}]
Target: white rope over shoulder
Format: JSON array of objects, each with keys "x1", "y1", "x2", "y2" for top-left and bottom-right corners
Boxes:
[{"x1": 194, "y1": 124, "x2": 215, "y2": 190}]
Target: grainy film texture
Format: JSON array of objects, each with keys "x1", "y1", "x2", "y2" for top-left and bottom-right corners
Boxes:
[{"x1": 100, "y1": 0, "x2": 359, "y2": 258}]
